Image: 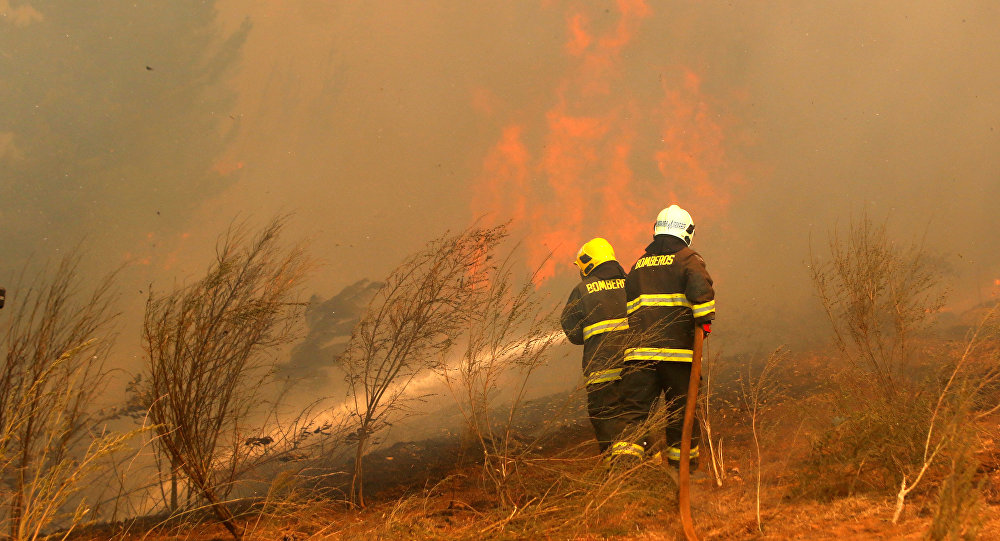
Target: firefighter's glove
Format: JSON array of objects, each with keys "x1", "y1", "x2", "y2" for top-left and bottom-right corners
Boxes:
[{"x1": 700, "y1": 323, "x2": 711, "y2": 336}]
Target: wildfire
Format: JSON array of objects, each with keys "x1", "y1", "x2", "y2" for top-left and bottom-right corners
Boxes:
[
  {"x1": 212, "y1": 158, "x2": 245, "y2": 176},
  {"x1": 472, "y1": 1, "x2": 742, "y2": 283},
  {"x1": 121, "y1": 231, "x2": 193, "y2": 271}
]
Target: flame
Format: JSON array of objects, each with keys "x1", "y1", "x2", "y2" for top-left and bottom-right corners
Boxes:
[
  {"x1": 655, "y1": 68, "x2": 735, "y2": 219},
  {"x1": 212, "y1": 159, "x2": 245, "y2": 176},
  {"x1": 472, "y1": 1, "x2": 743, "y2": 283},
  {"x1": 121, "y1": 231, "x2": 193, "y2": 271}
]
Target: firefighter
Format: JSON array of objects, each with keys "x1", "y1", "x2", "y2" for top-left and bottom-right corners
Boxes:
[
  {"x1": 610, "y1": 205, "x2": 715, "y2": 468},
  {"x1": 560, "y1": 238, "x2": 630, "y2": 455}
]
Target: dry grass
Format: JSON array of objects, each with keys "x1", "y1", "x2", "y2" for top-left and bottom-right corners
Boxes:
[
  {"x1": 60, "y1": 345, "x2": 1000, "y2": 541},
  {"x1": 0, "y1": 252, "x2": 142, "y2": 541}
]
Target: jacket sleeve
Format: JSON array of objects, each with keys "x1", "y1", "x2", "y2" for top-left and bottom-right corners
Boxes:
[
  {"x1": 684, "y1": 252, "x2": 716, "y2": 324},
  {"x1": 560, "y1": 287, "x2": 585, "y2": 345}
]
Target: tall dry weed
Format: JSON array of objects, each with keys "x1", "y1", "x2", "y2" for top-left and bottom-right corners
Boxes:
[{"x1": 0, "y1": 253, "x2": 136, "y2": 541}]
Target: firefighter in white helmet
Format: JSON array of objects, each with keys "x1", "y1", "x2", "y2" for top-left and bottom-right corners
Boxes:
[
  {"x1": 561, "y1": 238, "x2": 630, "y2": 456},
  {"x1": 610, "y1": 205, "x2": 715, "y2": 468}
]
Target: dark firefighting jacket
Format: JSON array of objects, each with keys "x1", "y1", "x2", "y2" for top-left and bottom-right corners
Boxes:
[
  {"x1": 624, "y1": 235, "x2": 715, "y2": 363},
  {"x1": 560, "y1": 261, "x2": 629, "y2": 385}
]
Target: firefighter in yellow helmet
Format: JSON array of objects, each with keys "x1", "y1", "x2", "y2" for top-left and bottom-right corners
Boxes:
[
  {"x1": 560, "y1": 238, "x2": 630, "y2": 455},
  {"x1": 610, "y1": 205, "x2": 715, "y2": 468}
]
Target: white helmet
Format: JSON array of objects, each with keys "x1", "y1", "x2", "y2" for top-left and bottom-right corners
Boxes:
[{"x1": 654, "y1": 205, "x2": 695, "y2": 245}]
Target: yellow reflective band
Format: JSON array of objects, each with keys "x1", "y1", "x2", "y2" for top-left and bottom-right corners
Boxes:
[
  {"x1": 610, "y1": 441, "x2": 645, "y2": 458},
  {"x1": 692, "y1": 299, "x2": 716, "y2": 318},
  {"x1": 624, "y1": 347, "x2": 694, "y2": 363},
  {"x1": 665, "y1": 445, "x2": 700, "y2": 461},
  {"x1": 626, "y1": 293, "x2": 691, "y2": 315},
  {"x1": 586, "y1": 368, "x2": 622, "y2": 386},
  {"x1": 582, "y1": 317, "x2": 629, "y2": 340}
]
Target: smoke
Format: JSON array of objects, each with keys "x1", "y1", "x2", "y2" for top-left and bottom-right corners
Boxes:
[
  {"x1": 0, "y1": 2, "x2": 247, "y2": 271},
  {"x1": 2, "y1": 1, "x2": 999, "y2": 367},
  {"x1": 278, "y1": 279, "x2": 382, "y2": 390},
  {"x1": 0, "y1": 0, "x2": 43, "y2": 27},
  {"x1": 5, "y1": 4, "x2": 1000, "y2": 518}
]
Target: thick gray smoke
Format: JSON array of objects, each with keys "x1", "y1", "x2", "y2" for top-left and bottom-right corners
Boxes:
[
  {"x1": 2, "y1": 1, "x2": 999, "y2": 370},
  {"x1": 279, "y1": 279, "x2": 381, "y2": 390},
  {"x1": 1, "y1": 2, "x2": 247, "y2": 272}
]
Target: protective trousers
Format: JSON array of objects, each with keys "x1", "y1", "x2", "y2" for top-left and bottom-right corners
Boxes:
[
  {"x1": 586, "y1": 379, "x2": 623, "y2": 453},
  {"x1": 618, "y1": 360, "x2": 699, "y2": 462}
]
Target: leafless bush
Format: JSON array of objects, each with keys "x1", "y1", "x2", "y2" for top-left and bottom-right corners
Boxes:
[
  {"x1": 805, "y1": 215, "x2": 1000, "y2": 525},
  {"x1": 342, "y1": 225, "x2": 507, "y2": 507},
  {"x1": 803, "y1": 216, "x2": 945, "y2": 497},
  {"x1": 0, "y1": 253, "x2": 136, "y2": 540},
  {"x1": 891, "y1": 303, "x2": 1000, "y2": 527},
  {"x1": 141, "y1": 217, "x2": 310, "y2": 540},
  {"x1": 437, "y1": 247, "x2": 559, "y2": 509},
  {"x1": 810, "y1": 214, "x2": 943, "y2": 399}
]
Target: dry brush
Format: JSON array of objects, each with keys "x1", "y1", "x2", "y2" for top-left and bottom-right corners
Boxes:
[{"x1": 140, "y1": 217, "x2": 310, "y2": 540}]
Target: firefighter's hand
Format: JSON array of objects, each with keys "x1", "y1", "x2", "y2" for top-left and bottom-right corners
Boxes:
[{"x1": 700, "y1": 323, "x2": 711, "y2": 337}]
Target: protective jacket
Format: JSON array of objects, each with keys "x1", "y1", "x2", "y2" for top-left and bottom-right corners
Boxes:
[
  {"x1": 610, "y1": 235, "x2": 716, "y2": 464},
  {"x1": 560, "y1": 261, "x2": 629, "y2": 385},
  {"x1": 624, "y1": 235, "x2": 715, "y2": 364}
]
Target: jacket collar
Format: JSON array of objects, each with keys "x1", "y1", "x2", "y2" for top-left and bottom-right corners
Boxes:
[
  {"x1": 644, "y1": 234, "x2": 689, "y2": 255},
  {"x1": 589, "y1": 260, "x2": 626, "y2": 279}
]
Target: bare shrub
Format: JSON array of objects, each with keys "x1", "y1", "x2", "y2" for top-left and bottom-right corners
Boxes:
[
  {"x1": 141, "y1": 217, "x2": 310, "y2": 539},
  {"x1": 805, "y1": 215, "x2": 1000, "y2": 527},
  {"x1": 0, "y1": 253, "x2": 135, "y2": 540},
  {"x1": 891, "y1": 303, "x2": 1000, "y2": 528},
  {"x1": 342, "y1": 225, "x2": 507, "y2": 507},
  {"x1": 438, "y1": 248, "x2": 559, "y2": 508},
  {"x1": 802, "y1": 216, "x2": 945, "y2": 497},
  {"x1": 810, "y1": 214, "x2": 943, "y2": 399}
]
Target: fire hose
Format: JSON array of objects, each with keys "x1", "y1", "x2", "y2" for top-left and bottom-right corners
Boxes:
[{"x1": 678, "y1": 325, "x2": 703, "y2": 541}]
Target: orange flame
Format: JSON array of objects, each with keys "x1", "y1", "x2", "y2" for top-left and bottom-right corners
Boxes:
[
  {"x1": 212, "y1": 159, "x2": 245, "y2": 176},
  {"x1": 121, "y1": 231, "x2": 193, "y2": 271},
  {"x1": 472, "y1": 1, "x2": 743, "y2": 283}
]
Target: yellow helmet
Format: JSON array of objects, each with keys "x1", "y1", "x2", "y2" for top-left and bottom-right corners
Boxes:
[{"x1": 574, "y1": 238, "x2": 616, "y2": 277}]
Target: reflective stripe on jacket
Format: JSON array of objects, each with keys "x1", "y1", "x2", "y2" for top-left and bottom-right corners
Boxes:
[
  {"x1": 560, "y1": 261, "x2": 629, "y2": 377},
  {"x1": 625, "y1": 235, "x2": 715, "y2": 360}
]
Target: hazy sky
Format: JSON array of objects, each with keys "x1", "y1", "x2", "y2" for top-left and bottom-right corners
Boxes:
[{"x1": 3, "y1": 1, "x2": 999, "y2": 363}]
